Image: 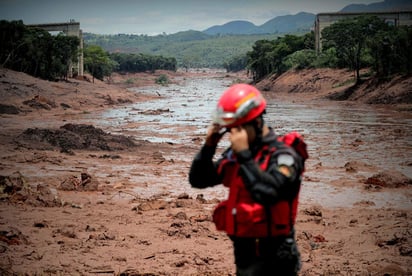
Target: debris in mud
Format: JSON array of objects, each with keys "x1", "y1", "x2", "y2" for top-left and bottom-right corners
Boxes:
[
  {"x1": 118, "y1": 268, "x2": 144, "y2": 276},
  {"x1": 60, "y1": 176, "x2": 79, "y2": 191},
  {"x1": 138, "y1": 108, "x2": 171, "y2": 115},
  {"x1": 98, "y1": 154, "x2": 121, "y2": 159},
  {"x1": 16, "y1": 123, "x2": 136, "y2": 151},
  {"x1": 22, "y1": 95, "x2": 57, "y2": 110},
  {"x1": 117, "y1": 98, "x2": 133, "y2": 104},
  {"x1": 353, "y1": 200, "x2": 376, "y2": 207},
  {"x1": 377, "y1": 265, "x2": 407, "y2": 275},
  {"x1": 152, "y1": 151, "x2": 166, "y2": 163},
  {"x1": 344, "y1": 161, "x2": 374, "y2": 173},
  {"x1": 303, "y1": 206, "x2": 323, "y2": 217},
  {"x1": 0, "y1": 103, "x2": 20, "y2": 114},
  {"x1": 399, "y1": 245, "x2": 412, "y2": 256},
  {"x1": 376, "y1": 232, "x2": 412, "y2": 257},
  {"x1": 364, "y1": 170, "x2": 412, "y2": 188},
  {"x1": 313, "y1": 234, "x2": 328, "y2": 243},
  {"x1": 134, "y1": 199, "x2": 169, "y2": 212},
  {"x1": 0, "y1": 171, "x2": 25, "y2": 196},
  {"x1": 60, "y1": 103, "x2": 71, "y2": 109},
  {"x1": 29, "y1": 184, "x2": 60, "y2": 207},
  {"x1": 0, "y1": 172, "x2": 61, "y2": 207},
  {"x1": 0, "y1": 226, "x2": 29, "y2": 245},
  {"x1": 103, "y1": 94, "x2": 133, "y2": 105},
  {"x1": 59, "y1": 172, "x2": 99, "y2": 191}
]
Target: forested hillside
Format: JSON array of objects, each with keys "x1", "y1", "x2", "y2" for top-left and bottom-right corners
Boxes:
[
  {"x1": 83, "y1": 32, "x2": 276, "y2": 68},
  {"x1": 203, "y1": 12, "x2": 314, "y2": 35}
]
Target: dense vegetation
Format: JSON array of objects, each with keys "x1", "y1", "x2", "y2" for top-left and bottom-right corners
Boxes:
[
  {"x1": 246, "y1": 15, "x2": 412, "y2": 82},
  {"x1": 0, "y1": 20, "x2": 79, "y2": 80},
  {"x1": 85, "y1": 14, "x2": 411, "y2": 83},
  {"x1": 1, "y1": 15, "x2": 410, "y2": 84},
  {"x1": 82, "y1": 45, "x2": 178, "y2": 81},
  {"x1": 110, "y1": 52, "x2": 176, "y2": 72},
  {"x1": 322, "y1": 15, "x2": 412, "y2": 82},
  {"x1": 0, "y1": 20, "x2": 177, "y2": 81},
  {"x1": 83, "y1": 45, "x2": 115, "y2": 82},
  {"x1": 84, "y1": 32, "x2": 276, "y2": 68},
  {"x1": 247, "y1": 32, "x2": 314, "y2": 81}
]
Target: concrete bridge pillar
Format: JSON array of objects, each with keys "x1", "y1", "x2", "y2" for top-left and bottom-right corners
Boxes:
[{"x1": 28, "y1": 21, "x2": 84, "y2": 77}]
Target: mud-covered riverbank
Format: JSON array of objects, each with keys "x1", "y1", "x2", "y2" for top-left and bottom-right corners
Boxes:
[{"x1": 0, "y1": 68, "x2": 411, "y2": 275}]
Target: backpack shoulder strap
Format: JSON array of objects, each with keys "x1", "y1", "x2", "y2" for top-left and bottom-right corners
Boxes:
[{"x1": 277, "y1": 131, "x2": 309, "y2": 161}]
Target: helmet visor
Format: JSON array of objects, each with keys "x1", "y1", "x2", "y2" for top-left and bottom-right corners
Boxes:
[
  {"x1": 212, "y1": 98, "x2": 260, "y2": 127},
  {"x1": 212, "y1": 110, "x2": 237, "y2": 126}
]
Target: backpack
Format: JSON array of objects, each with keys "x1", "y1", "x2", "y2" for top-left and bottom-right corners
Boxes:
[{"x1": 277, "y1": 131, "x2": 308, "y2": 170}]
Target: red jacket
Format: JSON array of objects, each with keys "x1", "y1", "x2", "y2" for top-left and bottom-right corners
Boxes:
[{"x1": 212, "y1": 143, "x2": 299, "y2": 237}]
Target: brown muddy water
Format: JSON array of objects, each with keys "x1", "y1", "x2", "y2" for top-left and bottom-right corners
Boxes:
[{"x1": 98, "y1": 74, "x2": 412, "y2": 209}]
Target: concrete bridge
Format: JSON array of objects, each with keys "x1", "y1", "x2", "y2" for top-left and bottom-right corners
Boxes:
[
  {"x1": 314, "y1": 11, "x2": 412, "y2": 53},
  {"x1": 28, "y1": 21, "x2": 84, "y2": 77}
]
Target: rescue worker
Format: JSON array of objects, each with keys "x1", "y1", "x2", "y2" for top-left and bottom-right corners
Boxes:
[{"x1": 189, "y1": 83, "x2": 304, "y2": 276}]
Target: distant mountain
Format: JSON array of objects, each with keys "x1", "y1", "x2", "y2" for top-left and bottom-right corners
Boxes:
[
  {"x1": 202, "y1": 0, "x2": 411, "y2": 36},
  {"x1": 168, "y1": 30, "x2": 210, "y2": 41},
  {"x1": 340, "y1": 0, "x2": 412, "y2": 12},
  {"x1": 203, "y1": 20, "x2": 258, "y2": 35},
  {"x1": 258, "y1": 12, "x2": 315, "y2": 34},
  {"x1": 203, "y1": 12, "x2": 315, "y2": 35}
]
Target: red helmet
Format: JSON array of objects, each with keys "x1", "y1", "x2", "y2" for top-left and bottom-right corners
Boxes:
[{"x1": 212, "y1": 83, "x2": 267, "y2": 128}]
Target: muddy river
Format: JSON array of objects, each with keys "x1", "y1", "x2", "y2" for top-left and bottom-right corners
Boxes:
[{"x1": 97, "y1": 74, "x2": 412, "y2": 209}]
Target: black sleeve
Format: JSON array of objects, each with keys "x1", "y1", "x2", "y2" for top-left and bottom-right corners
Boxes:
[
  {"x1": 188, "y1": 145, "x2": 221, "y2": 188},
  {"x1": 237, "y1": 147, "x2": 302, "y2": 206}
]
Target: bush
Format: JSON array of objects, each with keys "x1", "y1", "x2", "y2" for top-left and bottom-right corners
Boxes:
[
  {"x1": 312, "y1": 47, "x2": 339, "y2": 68},
  {"x1": 155, "y1": 74, "x2": 169, "y2": 86},
  {"x1": 284, "y1": 49, "x2": 317, "y2": 70}
]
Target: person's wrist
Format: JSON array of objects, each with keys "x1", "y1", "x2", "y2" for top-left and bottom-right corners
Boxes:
[{"x1": 205, "y1": 139, "x2": 217, "y2": 147}]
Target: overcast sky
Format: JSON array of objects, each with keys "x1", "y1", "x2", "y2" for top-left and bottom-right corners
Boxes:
[{"x1": 0, "y1": 0, "x2": 381, "y2": 35}]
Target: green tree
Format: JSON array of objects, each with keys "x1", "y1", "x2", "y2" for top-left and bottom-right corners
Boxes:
[
  {"x1": 367, "y1": 25, "x2": 412, "y2": 78},
  {"x1": 394, "y1": 26, "x2": 412, "y2": 75},
  {"x1": 110, "y1": 52, "x2": 176, "y2": 73},
  {"x1": 247, "y1": 39, "x2": 275, "y2": 81},
  {"x1": 322, "y1": 15, "x2": 388, "y2": 83},
  {"x1": 312, "y1": 47, "x2": 339, "y2": 68},
  {"x1": 284, "y1": 49, "x2": 317, "y2": 70},
  {"x1": 0, "y1": 20, "x2": 26, "y2": 68},
  {"x1": 51, "y1": 34, "x2": 80, "y2": 79},
  {"x1": 247, "y1": 34, "x2": 308, "y2": 81},
  {"x1": 0, "y1": 20, "x2": 80, "y2": 80},
  {"x1": 181, "y1": 55, "x2": 200, "y2": 72},
  {"x1": 302, "y1": 31, "x2": 315, "y2": 50},
  {"x1": 224, "y1": 54, "x2": 248, "y2": 72},
  {"x1": 84, "y1": 44, "x2": 114, "y2": 82}
]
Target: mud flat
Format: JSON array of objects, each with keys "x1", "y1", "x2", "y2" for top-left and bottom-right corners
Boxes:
[{"x1": 0, "y1": 68, "x2": 411, "y2": 275}]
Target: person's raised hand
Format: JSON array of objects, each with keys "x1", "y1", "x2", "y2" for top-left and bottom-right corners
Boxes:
[{"x1": 205, "y1": 124, "x2": 225, "y2": 147}]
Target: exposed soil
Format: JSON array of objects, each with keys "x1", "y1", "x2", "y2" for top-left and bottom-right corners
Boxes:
[
  {"x1": 256, "y1": 68, "x2": 412, "y2": 106},
  {"x1": 0, "y1": 67, "x2": 411, "y2": 275}
]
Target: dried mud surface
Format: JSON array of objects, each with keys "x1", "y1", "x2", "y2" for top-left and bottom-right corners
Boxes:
[{"x1": 0, "y1": 68, "x2": 411, "y2": 275}]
